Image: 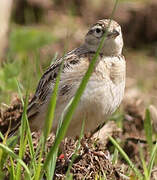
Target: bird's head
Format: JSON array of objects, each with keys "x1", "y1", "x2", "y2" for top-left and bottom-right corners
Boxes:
[{"x1": 84, "y1": 19, "x2": 123, "y2": 56}]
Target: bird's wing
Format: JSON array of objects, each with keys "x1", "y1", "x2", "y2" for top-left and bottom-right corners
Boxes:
[{"x1": 27, "y1": 49, "x2": 92, "y2": 120}]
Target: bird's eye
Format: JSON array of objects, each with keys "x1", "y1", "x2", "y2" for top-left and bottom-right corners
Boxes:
[
  {"x1": 95, "y1": 28, "x2": 101, "y2": 33},
  {"x1": 94, "y1": 27, "x2": 103, "y2": 38}
]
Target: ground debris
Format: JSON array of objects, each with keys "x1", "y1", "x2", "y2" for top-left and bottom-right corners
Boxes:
[
  {"x1": 0, "y1": 97, "x2": 23, "y2": 134},
  {"x1": 54, "y1": 137, "x2": 127, "y2": 180},
  {"x1": 0, "y1": 96, "x2": 152, "y2": 179}
]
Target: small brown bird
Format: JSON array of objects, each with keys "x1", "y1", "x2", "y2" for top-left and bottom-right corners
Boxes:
[{"x1": 10, "y1": 19, "x2": 126, "y2": 137}]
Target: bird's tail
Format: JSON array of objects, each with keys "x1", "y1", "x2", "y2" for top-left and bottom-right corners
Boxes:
[{"x1": 8, "y1": 121, "x2": 21, "y2": 138}]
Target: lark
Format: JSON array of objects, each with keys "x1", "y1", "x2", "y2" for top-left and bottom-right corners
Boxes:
[{"x1": 10, "y1": 19, "x2": 126, "y2": 137}]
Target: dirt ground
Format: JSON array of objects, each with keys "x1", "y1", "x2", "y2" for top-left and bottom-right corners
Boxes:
[{"x1": 0, "y1": 89, "x2": 156, "y2": 179}]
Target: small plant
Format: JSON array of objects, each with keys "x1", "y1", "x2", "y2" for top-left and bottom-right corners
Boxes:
[{"x1": 109, "y1": 108, "x2": 157, "y2": 180}]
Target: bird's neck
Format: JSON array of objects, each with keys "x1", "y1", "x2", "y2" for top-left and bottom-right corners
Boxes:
[{"x1": 80, "y1": 43, "x2": 122, "y2": 57}]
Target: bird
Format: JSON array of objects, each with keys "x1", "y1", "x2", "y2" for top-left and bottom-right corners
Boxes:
[{"x1": 9, "y1": 19, "x2": 126, "y2": 137}]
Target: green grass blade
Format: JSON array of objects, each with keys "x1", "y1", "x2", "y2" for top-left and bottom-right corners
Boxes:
[
  {"x1": 16, "y1": 78, "x2": 36, "y2": 172},
  {"x1": 109, "y1": 136, "x2": 143, "y2": 180},
  {"x1": 66, "y1": 120, "x2": 84, "y2": 179},
  {"x1": 9, "y1": 157, "x2": 16, "y2": 180},
  {"x1": 50, "y1": 52, "x2": 58, "y2": 65},
  {"x1": 0, "y1": 132, "x2": 4, "y2": 168},
  {"x1": 0, "y1": 132, "x2": 4, "y2": 141},
  {"x1": 56, "y1": 98, "x2": 73, "y2": 135},
  {"x1": 16, "y1": 91, "x2": 29, "y2": 180},
  {"x1": 15, "y1": 79, "x2": 34, "y2": 179},
  {"x1": 45, "y1": 99, "x2": 73, "y2": 180},
  {"x1": 45, "y1": 153, "x2": 58, "y2": 180},
  {"x1": 36, "y1": 58, "x2": 64, "y2": 179},
  {"x1": 0, "y1": 136, "x2": 18, "y2": 175},
  {"x1": 43, "y1": 60, "x2": 64, "y2": 143},
  {"x1": 144, "y1": 108, "x2": 153, "y2": 153},
  {"x1": 15, "y1": 79, "x2": 24, "y2": 106},
  {"x1": 44, "y1": 60, "x2": 64, "y2": 180},
  {"x1": 148, "y1": 142, "x2": 157, "y2": 179},
  {"x1": 25, "y1": 117, "x2": 36, "y2": 173},
  {"x1": 139, "y1": 143, "x2": 149, "y2": 179},
  {"x1": 34, "y1": 140, "x2": 44, "y2": 180},
  {"x1": 33, "y1": 52, "x2": 60, "y2": 180},
  {"x1": 0, "y1": 143, "x2": 31, "y2": 179},
  {"x1": 112, "y1": 148, "x2": 119, "y2": 165},
  {"x1": 66, "y1": 173, "x2": 73, "y2": 180},
  {"x1": 43, "y1": 0, "x2": 119, "y2": 169}
]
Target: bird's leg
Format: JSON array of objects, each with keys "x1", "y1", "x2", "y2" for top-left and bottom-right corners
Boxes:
[{"x1": 59, "y1": 139, "x2": 69, "y2": 165}]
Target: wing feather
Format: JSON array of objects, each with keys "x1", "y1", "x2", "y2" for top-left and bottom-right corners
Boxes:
[{"x1": 27, "y1": 48, "x2": 90, "y2": 118}]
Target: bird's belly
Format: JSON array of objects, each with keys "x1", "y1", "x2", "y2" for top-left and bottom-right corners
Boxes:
[
  {"x1": 30, "y1": 79, "x2": 125, "y2": 137},
  {"x1": 64, "y1": 79, "x2": 125, "y2": 136}
]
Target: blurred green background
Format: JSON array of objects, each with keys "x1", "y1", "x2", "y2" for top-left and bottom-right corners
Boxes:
[{"x1": 0, "y1": 0, "x2": 157, "y2": 108}]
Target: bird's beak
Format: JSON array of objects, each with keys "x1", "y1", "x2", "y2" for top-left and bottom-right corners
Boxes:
[{"x1": 107, "y1": 30, "x2": 119, "y2": 38}]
